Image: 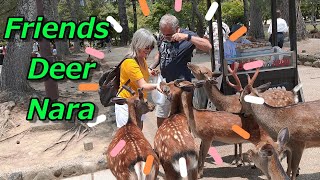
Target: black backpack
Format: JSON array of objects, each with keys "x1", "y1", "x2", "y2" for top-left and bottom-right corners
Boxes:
[{"x1": 98, "y1": 58, "x2": 131, "y2": 107}]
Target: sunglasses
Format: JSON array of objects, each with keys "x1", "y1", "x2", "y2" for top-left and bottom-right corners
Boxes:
[{"x1": 144, "y1": 45, "x2": 154, "y2": 50}]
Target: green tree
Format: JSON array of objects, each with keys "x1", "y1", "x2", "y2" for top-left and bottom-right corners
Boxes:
[
  {"x1": 0, "y1": 0, "x2": 37, "y2": 103},
  {"x1": 221, "y1": 0, "x2": 244, "y2": 26}
]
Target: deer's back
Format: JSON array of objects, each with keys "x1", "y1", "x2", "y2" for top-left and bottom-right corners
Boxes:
[
  {"x1": 106, "y1": 123, "x2": 159, "y2": 179},
  {"x1": 260, "y1": 89, "x2": 296, "y2": 107},
  {"x1": 154, "y1": 113, "x2": 197, "y2": 162},
  {"x1": 252, "y1": 100, "x2": 320, "y2": 142}
]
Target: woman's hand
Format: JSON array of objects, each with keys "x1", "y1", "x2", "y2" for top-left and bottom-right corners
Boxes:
[{"x1": 156, "y1": 83, "x2": 163, "y2": 93}]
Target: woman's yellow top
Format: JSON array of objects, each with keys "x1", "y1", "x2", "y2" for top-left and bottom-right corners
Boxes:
[{"x1": 118, "y1": 58, "x2": 149, "y2": 99}]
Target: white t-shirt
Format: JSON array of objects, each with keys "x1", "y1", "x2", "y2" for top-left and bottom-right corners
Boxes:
[
  {"x1": 32, "y1": 42, "x2": 39, "y2": 52},
  {"x1": 52, "y1": 49, "x2": 57, "y2": 55},
  {"x1": 205, "y1": 22, "x2": 230, "y2": 50},
  {"x1": 268, "y1": 18, "x2": 288, "y2": 34}
]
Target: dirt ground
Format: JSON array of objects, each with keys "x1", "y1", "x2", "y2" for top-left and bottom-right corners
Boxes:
[{"x1": 0, "y1": 38, "x2": 319, "y2": 179}]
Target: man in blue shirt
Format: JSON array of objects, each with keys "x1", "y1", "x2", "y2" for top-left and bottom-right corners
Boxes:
[
  {"x1": 224, "y1": 24, "x2": 251, "y2": 65},
  {"x1": 149, "y1": 14, "x2": 212, "y2": 127}
]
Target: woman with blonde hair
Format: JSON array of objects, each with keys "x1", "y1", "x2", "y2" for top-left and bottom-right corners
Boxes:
[{"x1": 115, "y1": 28, "x2": 161, "y2": 129}]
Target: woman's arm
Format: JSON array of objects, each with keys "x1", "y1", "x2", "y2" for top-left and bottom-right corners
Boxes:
[
  {"x1": 136, "y1": 78, "x2": 162, "y2": 92},
  {"x1": 149, "y1": 52, "x2": 160, "y2": 69}
]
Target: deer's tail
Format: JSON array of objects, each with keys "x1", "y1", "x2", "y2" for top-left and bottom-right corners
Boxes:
[
  {"x1": 172, "y1": 150, "x2": 198, "y2": 173},
  {"x1": 130, "y1": 161, "x2": 146, "y2": 180}
]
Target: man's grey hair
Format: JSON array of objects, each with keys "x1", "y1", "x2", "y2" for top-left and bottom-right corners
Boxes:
[
  {"x1": 126, "y1": 28, "x2": 156, "y2": 59},
  {"x1": 159, "y1": 14, "x2": 179, "y2": 30}
]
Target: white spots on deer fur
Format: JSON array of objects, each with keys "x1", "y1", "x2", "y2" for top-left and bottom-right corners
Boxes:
[{"x1": 174, "y1": 134, "x2": 178, "y2": 140}]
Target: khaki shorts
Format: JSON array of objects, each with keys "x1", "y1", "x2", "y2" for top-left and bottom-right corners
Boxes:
[{"x1": 155, "y1": 99, "x2": 171, "y2": 118}]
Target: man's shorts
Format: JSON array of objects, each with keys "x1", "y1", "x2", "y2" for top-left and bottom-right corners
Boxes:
[{"x1": 155, "y1": 99, "x2": 171, "y2": 118}]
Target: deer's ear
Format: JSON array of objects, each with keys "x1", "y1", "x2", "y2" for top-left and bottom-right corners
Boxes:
[
  {"x1": 277, "y1": 127, "x2": 290, "y2": 149},
  {"x1": 260, "y1": 144, "x2": 274, "y2": 157},
  {"x1": 181, "y1": 84, "x2": 194, "y2": 92},
  {"x1": 138, "y1": 88, "x2": 144, "y2": 100},
  {"x1": 256, "y1": 82, "x2": 271, "y2": 93},
  {"x1": 194, "y1": 80, "x2": 206, "y2": 88},
  {"x1": 112, "y1": 97, "x2": 127, "y2": 105},
  {"x1": 134, "y1": 99, "x2": 140, "y2": 107}
]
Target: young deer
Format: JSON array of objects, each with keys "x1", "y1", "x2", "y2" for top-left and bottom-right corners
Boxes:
[
  {"x1": 187, "y1": 63, "x2": 300, "y2": 165},
  {"x1": 154, "y1": 82, "x2": 198, "y2": 180},
  {"x1": 247, "y1": 127, "x2": 290, "y2": 180},
  {"x1": 240, "y1": 68, "x2": 318, "y2": 180},
  {"x1": 160, "y1": 80, "x2": 271, "y2": 178},
  {"x1": 106, "y1": 89, "x2": 159, "y2": 180}
]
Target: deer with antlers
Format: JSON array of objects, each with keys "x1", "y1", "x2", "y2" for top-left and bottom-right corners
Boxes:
[
  {"x1": 187, "y1": 63, "x2": 300, "y2": 164},
  {"x1": 154, "y1": 83, "x2": 199, "y2": 179},
  {"x1": 106, "y1": 89, "x2": 160, "y2": 180},
  {"x1": 240, "y1": 68, "x2": 319, "y2": 180},
  {"x1": 160, "y1": 79, "x2": 276, "y2": 177},
  {"x1": 247, "y1": 127, "x2": 291, "y2": 180}
]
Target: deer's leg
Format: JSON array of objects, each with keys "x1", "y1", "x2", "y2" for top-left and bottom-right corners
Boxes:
[
  {"x1": 232, "y1": 144, "x2": 238, "y2": 165},
  {"x1": 188, "y1": 168, "x2": 198, "y2": 180},
  {"x1": 290, "y1": 148, "x2": 304, "y2": 180},
  {"x1": 198, "y1": 139, "x2": 211, "y2": 178},
  {"x1": 238, "y1": 143, "x2": 244, "y2": 166}
]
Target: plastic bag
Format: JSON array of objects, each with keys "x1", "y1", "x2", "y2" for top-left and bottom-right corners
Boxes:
[{"x1": 150, "y1": 74, "x2": 166, "y2": 105}]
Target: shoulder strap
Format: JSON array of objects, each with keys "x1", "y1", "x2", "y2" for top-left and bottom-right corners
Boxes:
[
  {"x1": 116, "y1": 79, "x2": 130, "y2": 96},
  {"x1": 116, "y1": 57, "x2": 137, "y2": 96}
]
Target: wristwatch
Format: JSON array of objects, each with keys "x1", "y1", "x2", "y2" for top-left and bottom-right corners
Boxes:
[{"x1": 187, "y1": 34, "x2": 192, "y2": 41}]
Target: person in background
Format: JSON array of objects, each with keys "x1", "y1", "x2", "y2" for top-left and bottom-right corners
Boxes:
[
  {"x1": 106, "y1": 36, "x2": 112, "y2": 53},
  {"x1": 268, "y1": 10, "x2": 288, "y2": 48},
  {"x1": 0, "y1": 50, "x2": 3, "y2": 77},
  {"x1": 204, "y1": 19, "x2": 230, "y2": 71},
  {"x1": 115, "y1": 28, "x2": 161, "y2": 129},
  {"x1": 32, "y1": 40, "x2": 41, "y2": 57},
  {"x1": 149, "y1": 14, "x2": 212, "y2": 127},
  {"x1": 224, "y1": 24, "x2": 251, "y2": 63}
]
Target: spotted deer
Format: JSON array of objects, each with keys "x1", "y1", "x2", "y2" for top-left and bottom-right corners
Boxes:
[
  {"x1": 106, "y1": 89, "x2": 159, "y2": 180},
  {"x1": 187, "y1": 63, "x2": 300, "y2": 165},
  {"x1": 240, "y1": 68, "x2": 319, "y2": 180},
  {"x1": 160, "y1": 80, "x2": 273, "y2": 178},
  {"x1": 247, "y1": 127, "x2": 291, "y2": 180},
  {"x1": 154, "y1": 83, "x2": 198, "y2": 180}
]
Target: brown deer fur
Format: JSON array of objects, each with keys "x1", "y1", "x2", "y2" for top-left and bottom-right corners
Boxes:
[
  {"x1": 187, "y1": 63, "x2": 299, "y2": 166},
  {"x1": 247, "y1": 128, "x2": 290, "y2": 180},
  {"x1": 161, "y1": 80, "x2": 272, "y2": 177},
  {"x1": 106, "y1": 89, "x2": 159, "y2": 180},
  {"x1": 240, "y1": 70, "x2": 318, "y2": 180},
  {"x1": 154, "y1": 83, "x2": 198, "y2": 180}
]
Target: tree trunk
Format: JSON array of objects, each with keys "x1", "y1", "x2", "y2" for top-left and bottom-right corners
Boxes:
[
  {"x1": 191, "y1": 0, "x2": 204, "y2": 37},
  {"x1": 190, "y1": 0, "x2": 196, "y2": 31},
  {"x1": 0, "y1": 0, "x2": 37, "y2": 101},
  {"x1": 118, "y1": 0, "x2": 129, "y2": 46},
  {"x1": 243, "y1": 0, "x2": 249, "y2": 28},
  {"x1": 279, "y1": 0, "x2": 308, "y2": 40},
  {"x1": 73, "y1": 0, "x2": 81, "y2": 52},
  {"x1": 132, "y1": 0, "x2": 137, "y2": 33},
  {"x1": 66, "y1": 0, "x2": 81, "y2": 52},
  {"x1": 51, "y1": 0, "x2": 70, "y2": 59},
  {"x1": 248, "y1": 0, "x2": 265, "y2": 39}
]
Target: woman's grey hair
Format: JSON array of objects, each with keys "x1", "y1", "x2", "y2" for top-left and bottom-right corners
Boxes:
[
  {"x1": 126, "y1": 28, "x2": 156, "y2": 59},
  {"x1": 159, "y1": 14, "x2": 179, "y2": 30}
]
